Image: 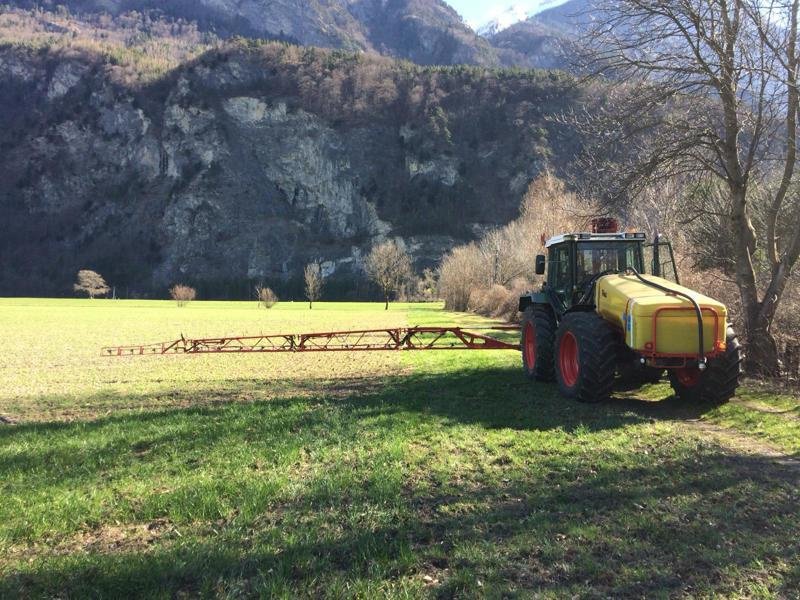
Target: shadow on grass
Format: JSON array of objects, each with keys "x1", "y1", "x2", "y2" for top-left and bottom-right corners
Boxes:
[
  {"x1": 0, "y1": 365, "x2": 716, "y2": 434},
  {"x1": 0, "y1": 368, "x2": 792, "y2": 496},
  {"x1": 1, "y1": 366, "x2": 798, "y2": 597}
]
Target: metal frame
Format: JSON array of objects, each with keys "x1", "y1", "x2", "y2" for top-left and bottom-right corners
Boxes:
[
  {"x1": 545, "y1": 232, "x2": 647, "y2": 248},
  {"x1": 103, "y1": 326, "x2": 521, "y2": 357}
]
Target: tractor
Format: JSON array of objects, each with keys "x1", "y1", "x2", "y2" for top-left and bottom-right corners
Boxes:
[{"x1": 518, "y1": 219, "x2": 743, "y2": 404}]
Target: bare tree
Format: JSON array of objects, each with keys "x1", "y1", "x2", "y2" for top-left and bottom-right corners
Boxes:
[
  {"x1": 304, "y1": 262, "x2": 323, "y2": 309},
  {"x1": 438, "y1": 243, "x2": 489, "y2": 312},
  {"x1": 365, "y1": 240, "x2": 413, "y2": 310},
  {"x1": 170, "y1": 284, "x2": 196, "y2": 307},
  {"x1": 439, "y1": 173, "x2": 598, "y2": 313},
  {"x1": 73, "y1": 269, "x2": 110, "y2": 299},
  {"x1": 571, "y1": 0, "x2": 800, "y2": 375},
  {"x1": 255, "y1": 284, "x2": 278, "y2": 309}
]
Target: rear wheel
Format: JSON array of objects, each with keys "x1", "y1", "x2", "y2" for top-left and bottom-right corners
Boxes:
[
  {"x1": 554, "y1": 312, "x2": 618, "y2": 403},
  {"x1": 668, "y1": 326, "x2": 743, "y2": 405},
  {"x1": 521, "y1": 305, "x2": 556, "y2": 381}
]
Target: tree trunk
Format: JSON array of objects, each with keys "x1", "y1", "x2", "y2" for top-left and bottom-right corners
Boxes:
[
  {"x1": 745, "y1": 320, "x2": 780, "y2": 376},
  {"x1": 385, "y1": 295, "x2": 389, "y2": 310},
  {"x1": 309, "y1": 301, "x2": 312, "y2": 309},
  {"x1": 745, "y1": 261, "x2": 791, "y2": 376},
  {"x1": 726, "y1": 182, "x2": 775, "y2": 375}
]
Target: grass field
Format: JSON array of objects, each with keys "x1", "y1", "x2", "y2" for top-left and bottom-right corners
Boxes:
[{"x1": 0, "y1": 298, "x2": 798, "y2": 598}]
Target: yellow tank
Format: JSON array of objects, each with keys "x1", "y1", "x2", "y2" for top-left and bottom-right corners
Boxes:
[{"x1": 595, "y1": 274, "x2": 727, "y2": 356}]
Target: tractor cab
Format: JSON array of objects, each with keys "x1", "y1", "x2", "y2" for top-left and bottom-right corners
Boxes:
[
  {"x1": 539, "y1": 231, "x2": 647, "y2": 308},
  {"x1": 532, "y1": 220, "x2": 678, "y2": 312}
]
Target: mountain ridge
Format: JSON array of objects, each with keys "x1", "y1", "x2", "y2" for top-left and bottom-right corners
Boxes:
[
  {"x1": 3, "y1": 0, "x2": 587, "y2": 69},
  {"x1": 4, "y1": 0, "x2": 501, "y2": 66}
]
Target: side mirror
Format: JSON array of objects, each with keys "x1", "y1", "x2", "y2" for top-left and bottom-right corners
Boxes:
[{"x1": 535, "y1": 255, "x2": 546, "y2": 276}]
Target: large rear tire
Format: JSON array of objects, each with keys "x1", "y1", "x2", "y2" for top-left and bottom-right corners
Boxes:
[
  {"x1": 554, "y1": 312, "x2": 618, "y2": 403},
  {"x1": 669, "y1": 326, "x2": 743, "y2": 405},
  {"x1": 521, "y1": 305, "x2": 556, "y2": 381}
]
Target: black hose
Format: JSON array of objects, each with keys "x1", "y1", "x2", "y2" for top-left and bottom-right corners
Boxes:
[
  {"x1": 578, "y1": 269, "x2": 619, "y2": 305},
  {"x1": 623, "y1": 267, "x2": 706, "y2": 367}
]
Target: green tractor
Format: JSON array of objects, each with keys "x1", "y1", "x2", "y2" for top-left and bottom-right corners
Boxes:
[{"x1": 518, "y1": 219, "x2": 742, "y2": 404}]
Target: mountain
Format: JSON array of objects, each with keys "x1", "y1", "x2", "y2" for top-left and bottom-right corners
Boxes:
[
  {"x1": 488, "y1": 0, "x2": 589, "y2": 69},
  {"x1": 476, "y1": 5, "x2": 534, "y2": 38},
  {"x1": 535, "y1": 0, "x2": 592, "y2": 32},
  {"x1": 5, "y1": 0, "x2": 501, "y2": 66},
  {"x1": 474, "y1": 1, "x2": 572, "y2": 37},
  {"x1": 0, "y1": 9, "x2": 586, "y2": 298}
]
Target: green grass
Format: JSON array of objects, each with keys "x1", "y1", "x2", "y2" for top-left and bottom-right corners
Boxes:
[{"x1": 0, "y1": 299, "x2": 798, "y2": 598}]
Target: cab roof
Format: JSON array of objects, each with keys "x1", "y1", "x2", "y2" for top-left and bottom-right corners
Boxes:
[{"x1": 545, "y1": 232, "x2": 647, "y2": 248}]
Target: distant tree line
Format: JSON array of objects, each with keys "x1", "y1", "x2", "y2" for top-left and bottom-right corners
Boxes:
[{"x1": 71, "y1": 241, "x2": 419, "y2": 309}]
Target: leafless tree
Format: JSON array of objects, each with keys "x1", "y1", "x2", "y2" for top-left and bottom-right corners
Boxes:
[
  {"x1": 255, "y1": 284, "x2": 278, "y2": 309},
  {"x1": 571, "y1": 0, "x2": 800, "y2": 375},
  {"x1": 170, "y1": 284, "x2": 196, "y2": 307},
  {"x1": 438, "y1": 173, "x2": 599, "y2": 313},
  {"x1": 304, "y1": 262, "x2": 323, "y2": 309},
  {"x1": 365, "y1": 240, "x2": 413, "y2": 310},
  {"x1": 73, "y1": 269, "x2": 110, "y2": 299},
  {"x1": 438, "y1": 243, "x2": 489, "y2": 312}
]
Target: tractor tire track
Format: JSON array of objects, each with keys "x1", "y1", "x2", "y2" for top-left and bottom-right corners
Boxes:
[{"x1": 685, "y1": 419, "x2": 800, "y2": 483}]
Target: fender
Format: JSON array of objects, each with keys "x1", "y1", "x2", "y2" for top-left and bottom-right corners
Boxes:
[{"x1": 518, "y1": 291, "x2": 548, "y2": 313}]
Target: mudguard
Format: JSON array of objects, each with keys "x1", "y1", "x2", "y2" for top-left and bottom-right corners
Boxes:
[{"x1": 518, "y1": 291, "x2": 548, "y2": 313}]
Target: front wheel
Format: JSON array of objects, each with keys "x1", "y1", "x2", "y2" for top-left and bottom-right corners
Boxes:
[
  {"x1": 669, "y1": 326, "x2": 743, "y2": 405},
  {"x1": 554, "y1": 312, "x2": 618, "y2": 403}
]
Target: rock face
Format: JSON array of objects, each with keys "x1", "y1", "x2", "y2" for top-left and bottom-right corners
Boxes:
[{"x1": 0, "y1": 42, "x2": 581, "y2": 297}]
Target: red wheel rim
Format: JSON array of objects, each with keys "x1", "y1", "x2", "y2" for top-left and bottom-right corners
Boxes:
[
  {"x1": 675, "y1": 367, "x2": 701, "y2": 387},
  {"x1": 524, "y1": 322, "x2": 536, "y2": 370},
  {"x1": 559, "y1": 331, "x2": 579, "y2": 387}
]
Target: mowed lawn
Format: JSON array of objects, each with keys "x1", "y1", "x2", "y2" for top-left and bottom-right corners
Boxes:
[{"x1": 0, "y1": 299, "x2": 798, "y2": 598}]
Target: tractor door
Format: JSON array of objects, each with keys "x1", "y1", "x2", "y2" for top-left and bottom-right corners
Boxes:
[{"x1": 547, "y1": 243, "x2": 573, "y2": 306}]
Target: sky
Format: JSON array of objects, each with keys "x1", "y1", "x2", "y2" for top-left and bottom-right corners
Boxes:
[{"x1": 444, "y1": 1, "x2": 571, "y2": 29}]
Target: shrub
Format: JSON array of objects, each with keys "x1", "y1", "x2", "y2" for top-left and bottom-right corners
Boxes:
[
  {"x1": 467, "y1": 279, "x2": 530, "y2": 323},
  {"x1": 255, "y1": 285, "x2": 278, "y2": 308},
  {"x1": 169, "y1": 284, "x2": 196, "y2": 307},
  {"x1": 468, "y1": 284, "x2": 509, "y2": 316},
  {"x1": 438, "y1": 243, "x2": 488, "y2": 312}
]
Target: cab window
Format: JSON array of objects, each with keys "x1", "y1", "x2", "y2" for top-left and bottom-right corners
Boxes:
[{"x1": 575, "y1": 242, "x2": 643, "y2": 284}]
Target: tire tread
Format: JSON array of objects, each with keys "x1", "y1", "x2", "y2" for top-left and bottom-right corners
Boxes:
[{"x1": 555, "y1": 312, "x2": 618, "y2": 403}]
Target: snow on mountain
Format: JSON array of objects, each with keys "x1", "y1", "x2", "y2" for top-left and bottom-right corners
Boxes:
[{"x1": 474, "y1": 1, "x2": 570, "y2": 37}]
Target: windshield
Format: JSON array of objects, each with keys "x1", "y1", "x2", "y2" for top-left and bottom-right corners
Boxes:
[{"x1": 575, "y1": 241, "x2": 643, "y2": 283}]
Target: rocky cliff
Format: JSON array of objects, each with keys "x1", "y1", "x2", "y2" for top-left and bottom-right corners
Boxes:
[{"x1": 0, "y1": 36, "x2": 582, "y2": 298}]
